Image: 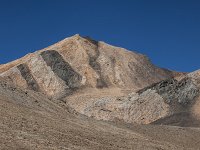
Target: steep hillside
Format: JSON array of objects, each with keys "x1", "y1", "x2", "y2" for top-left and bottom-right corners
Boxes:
[{"x1": 1, "y1": 78, "x2": 200, "y2": 150}]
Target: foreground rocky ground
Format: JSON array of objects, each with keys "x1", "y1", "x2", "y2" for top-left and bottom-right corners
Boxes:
[{"x1": 1, "y1": 79, "x2": 200, "y2": 150}]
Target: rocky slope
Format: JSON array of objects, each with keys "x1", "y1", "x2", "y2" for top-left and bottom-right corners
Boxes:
[
  {"x1": 72, "y1": 71, "x2": 200, "y2": 126},
  {"x1": 1, "y1": 78, "x2": 200, "y2": 150}
]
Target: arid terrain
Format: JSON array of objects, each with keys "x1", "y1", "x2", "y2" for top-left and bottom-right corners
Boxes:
[{"x1": 1, "y1": 34, "x2": 200, "y2": 149}]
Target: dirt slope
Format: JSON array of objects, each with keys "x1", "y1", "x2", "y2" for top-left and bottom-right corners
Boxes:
[{"x1": 1, "y1": 78, "x2": 200, "y2": 150}]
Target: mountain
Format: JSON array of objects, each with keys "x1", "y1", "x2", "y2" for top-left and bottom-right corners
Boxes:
[
  {"x1": 1, "y1": 34, "x2": 200, "y2": 149},
  {"x1": 0, "y1": 34, "x2": 179, "y2": 99}
]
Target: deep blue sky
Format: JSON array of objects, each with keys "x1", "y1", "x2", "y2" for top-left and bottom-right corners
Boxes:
[{"x1": 0, "y1": 0, "x2": 200, "y2": 72}]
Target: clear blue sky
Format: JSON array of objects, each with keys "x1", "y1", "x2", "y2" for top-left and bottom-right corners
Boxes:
[{"x1": 0, "y1": 0, "x2": 200, "y2": 72}]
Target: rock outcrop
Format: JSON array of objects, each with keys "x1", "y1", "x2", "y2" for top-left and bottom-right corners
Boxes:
[{"x1": 74, "y1": 73, "x2": 199, "y2": 126}]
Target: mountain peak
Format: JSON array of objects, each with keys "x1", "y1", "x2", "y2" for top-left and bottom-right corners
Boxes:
[{"x1": 0, "y1": 35, "x2": 179, "y2": 99}]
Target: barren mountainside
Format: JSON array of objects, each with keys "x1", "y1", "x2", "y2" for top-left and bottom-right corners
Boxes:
[{"x1": 1, "y1": 34, "x2": 200, "y2": 149}]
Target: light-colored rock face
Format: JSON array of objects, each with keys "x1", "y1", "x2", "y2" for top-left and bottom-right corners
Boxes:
[
  {"x1": 66, "y1": 73, "x2": 200, "y2": 126},
  {"x1": 0, "y1": 34, "x2": 177, "y2": 99},
  {"x1": 81, "y1": 90, "x2": 169, "y2": 124}
]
